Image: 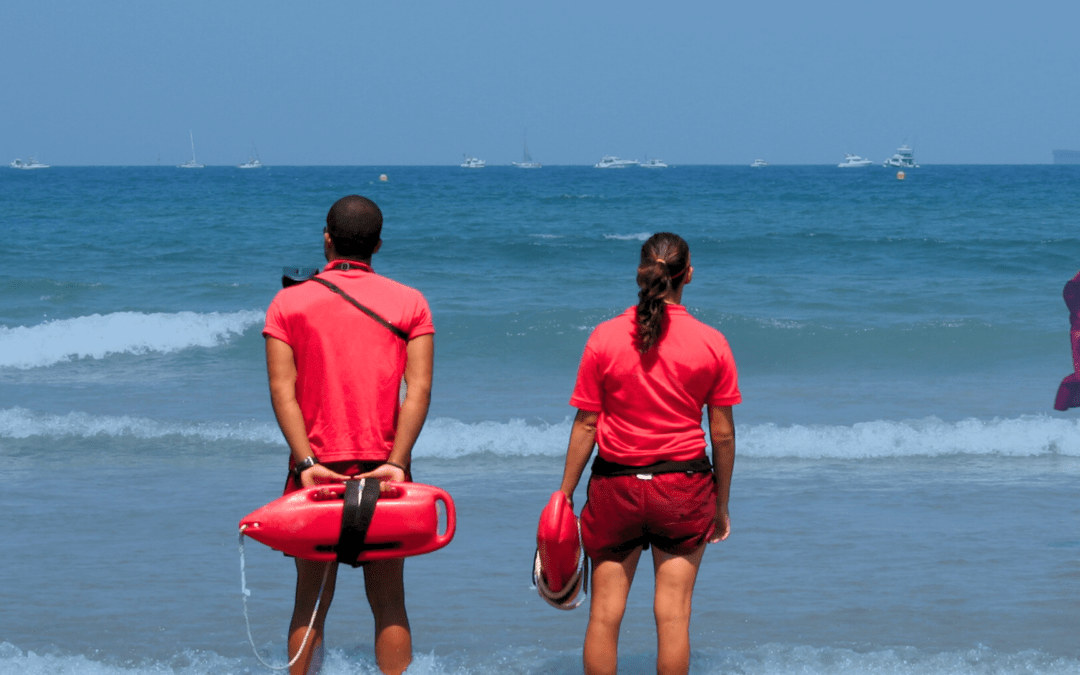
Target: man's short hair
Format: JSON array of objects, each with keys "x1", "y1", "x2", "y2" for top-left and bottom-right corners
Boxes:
[{"x1": 326, "y1": 195, "x2": 383, "y2": 260}]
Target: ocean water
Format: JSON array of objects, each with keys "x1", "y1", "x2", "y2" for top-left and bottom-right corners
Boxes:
[{"x1": 1, "y1": 165, "x2": 1079, "y2": 675}]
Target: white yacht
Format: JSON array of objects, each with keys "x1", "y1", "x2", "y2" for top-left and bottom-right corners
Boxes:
[
  {"x1": 595, "y1": 155, "x2": 638, "y2": 169},
  {"x1": 640, "y1": 158, "x2": 668, "y2": 168},
  {"x1": 750, "y1": 159, "x2": 768, "y2": 167},
  {"x1": 883, "y1": 144, "x2": 919, "y2": 168},
  {"x1": 239, "y1": 144, "x2": 263, "y2": 169},
  {"x1": 178, "y1": 131, "x2": 204, "y2": 168},
  {"x1": 512, "y1": 137, "x2": 541, "y2": 168},
  {"x1": 10, "y1": 157, "x2": 49, "y2": 169},
  {"x1": 461, "y1": 154, "x2": 486, "y2": 168},
  {"x1": 838, "y1": 154, "x2": 873, "y2": 168}
]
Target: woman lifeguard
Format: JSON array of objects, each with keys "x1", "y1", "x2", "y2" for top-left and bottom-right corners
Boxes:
[{"x1": 557, "y1": 232, "x2": 740, "y2": 675}]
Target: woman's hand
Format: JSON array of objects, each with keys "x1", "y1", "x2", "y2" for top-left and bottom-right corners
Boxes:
[{"x1": 708, "y1": 507, "x2": 731, "y2": 544}]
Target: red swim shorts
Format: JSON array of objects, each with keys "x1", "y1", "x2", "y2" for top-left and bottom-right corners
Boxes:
[
  {"x1": 282, "y1": 460, "x2": 412, "y2": 495},
  {"x1": 581, "y1": 470, "x2": 717, "y2": 561}
]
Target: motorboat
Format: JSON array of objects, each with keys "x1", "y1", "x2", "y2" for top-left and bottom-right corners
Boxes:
[
  {"x1": 883, "y1": 144, "x2": 918, "y2": 168},
  {"x1": 640, "y1": 158, "x2": 668, "y2": 168},
  {"x1": 178, "y1": 131, "x2": 204, "y2": 168},
  {"x1": 750, "y1": 159, "x2": 768, "y2": 167},
  {"x1": 461, "y1": 154, "x2": 486, "y2": 168},
  {"x1": 239, "y1": 144, "x2": 263, "y2": 169},
  {"x1": 838, "y1": 154, "x2": 873, "y2": 168},
  {"x1": 595, "y1": 155, "x2": 638, "y2": 169},
  {"x1": 10, "y1": 157, "x2": 49, "y2": 169}
]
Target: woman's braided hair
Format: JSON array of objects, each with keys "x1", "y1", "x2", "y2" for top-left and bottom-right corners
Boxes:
[{"x1": 635, "y1": 233, "x2": 690, "y2": 353}]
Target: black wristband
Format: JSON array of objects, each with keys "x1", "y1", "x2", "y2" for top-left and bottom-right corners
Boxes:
[
  {"x1": 385, "y1": 460, "x2": 407, "y2": 472},
  {"x1": 292, "y1": 455, "x2": 320, "y2": 478}
]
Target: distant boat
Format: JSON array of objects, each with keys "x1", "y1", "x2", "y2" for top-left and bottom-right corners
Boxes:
[
  {"x1": 178, "y1": 131, "x2": 204, "y2": 168},
  {"x1": 461, "y1": 154, "x2": 486, "y2": 168},
  {"x1": 9, "y1": 157, "x2": 49, "y2": 169},
  {"x1": 512, "y1": 134, "x2": 541, "y2": 169},
  {"x1": 750, "y1": 159, "x2": 768, "y2": 167},
  {"x1": 239, "y1": 144, "x2": 263, "y2": 169},
  {"x1": 882, "y1": 144, "x2": 918, "y2": 168},
  {"x1": 640, "y1": 158, "x2": 668, "y2": 169},
  {"x1": 838, "y1": 154, "x2": 873, "y2": 168},
  {"x1": 595, "y1": 155, "x2": 638, "y2": 169}
]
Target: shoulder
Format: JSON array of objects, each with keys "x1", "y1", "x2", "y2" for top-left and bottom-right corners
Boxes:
[{"x1": 585, "y1": 308, "x2": 635, "y2": 345}]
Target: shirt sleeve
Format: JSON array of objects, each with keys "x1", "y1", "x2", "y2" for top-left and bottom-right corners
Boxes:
[
  {"x1": 262, "y1": 294, "x2": 290, "y2": 344},
  {"x1": 568, "y1": 337, "x2": 604, "y2": 412},
  {"x1": 405, "y1": 292, "x2": 435, "y2": 340},
  {"x1": 706, "y1": 335, "x2": 742, "y2": 406}
]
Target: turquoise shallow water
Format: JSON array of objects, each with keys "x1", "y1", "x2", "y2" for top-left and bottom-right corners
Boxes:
[{"x1": 1, "y1": 165, "x2": 1079, "y2": 674}]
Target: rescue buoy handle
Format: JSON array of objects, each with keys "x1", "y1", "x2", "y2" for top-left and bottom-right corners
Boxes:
[{"x1": 434, "y1": 494, "x2": 456, "y2": 543}]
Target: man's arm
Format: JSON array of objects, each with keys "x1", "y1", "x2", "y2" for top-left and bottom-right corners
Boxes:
[
  {"x1": 361, "y1": 333, "x2": 434, "y2": 482},
  {"x1": 558, "y1": 409, "x2": 599, "y2": 504},
  {"x1": 265, "y1": 336, "x2": 350, "y2": 487},
  {"x1": 707, "y1": 404, "x2": 735, "y2": 543}
]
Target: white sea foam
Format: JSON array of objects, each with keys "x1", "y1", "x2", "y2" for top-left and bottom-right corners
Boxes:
[
  {"x1": 603, "y1": 232, "x2": 652, "y2": 241},
  {"x1": 3, "y1": 409, "x2": 1078, "y2": 459},
  {"x1": 0, "y1": 310, "x2": 265, "y2": 369},
  {"x1": 740, "y1": 415, "x2": 1080, "y2": 458},
  {"x1": 0, "y1": 407, "x2": 281, "y2": 444},
  {"x1": 0, "y1": 643, "x2": 1076, "y2": 675}
]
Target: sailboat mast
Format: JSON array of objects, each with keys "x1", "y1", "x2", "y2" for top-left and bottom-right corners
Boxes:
[{"x1": 189, "y1": 131, "x2": 197, "y2": 162}]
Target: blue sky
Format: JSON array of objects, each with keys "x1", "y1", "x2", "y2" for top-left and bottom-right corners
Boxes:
[{"x1": 3, "y1": 1, "x2": 1078, "y2": 165}]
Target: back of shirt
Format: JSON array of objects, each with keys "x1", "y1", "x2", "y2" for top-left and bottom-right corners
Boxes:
[
  {"x1": 264, "y1": 265, "x2": 434, "y2": 462},
  {"x1": 570, "y1": 306, "x2": 740, "y2": 464}
]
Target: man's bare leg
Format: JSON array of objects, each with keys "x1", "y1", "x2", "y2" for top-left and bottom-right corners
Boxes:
[
  {"x1": 289, "y1": 559, "x2": 338, "y2": 675},
  {"x1": 652, "y1": 543, "x2": 705, "y2": 675},
  {"x1": 364, "y1": 557, "x2": 412, "y2": 675},
  {"x1": 583, "y1": 547, "x2": 643, "y2": 675}
]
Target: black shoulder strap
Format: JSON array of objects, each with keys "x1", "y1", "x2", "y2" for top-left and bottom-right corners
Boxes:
[
  {"x1": 308, "y1": 277, "x2": 409, "y2": 341},
  {"x1": 337, "y1": 478, "x2": 381, "y2": 568}
]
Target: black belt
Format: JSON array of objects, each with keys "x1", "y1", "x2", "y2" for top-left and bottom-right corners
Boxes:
[
  {"x1": 336, "y1": 478, "x2": 381, "y2": 567},
  {"x1": 590, "y1": 455, "x2": 712, "y2": 477}
]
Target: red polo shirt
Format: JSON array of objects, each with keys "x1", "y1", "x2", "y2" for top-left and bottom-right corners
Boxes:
[
  {"x1": 263, "y1": 263, "x2": 434, "y2": 463},
  {"x1": 570, "y1": 306, "x2": 740, "y2": 465}
]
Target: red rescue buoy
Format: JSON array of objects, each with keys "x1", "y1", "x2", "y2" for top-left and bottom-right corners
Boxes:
[
  {"x1": 239, "y1": 481, "x2": 455, "y2": 563},
  {"x1": 533, "y1": 491, "x2": 587, "y2": 609}
]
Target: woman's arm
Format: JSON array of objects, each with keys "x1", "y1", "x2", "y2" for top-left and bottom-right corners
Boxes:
[
  {"x1": 558, "y1": 409, "x2": 599, "y2": 504},
  {"x1": 707, "y1": 404, "x2": 735, "y2": 543}
]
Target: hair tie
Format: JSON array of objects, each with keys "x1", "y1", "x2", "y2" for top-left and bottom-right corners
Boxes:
[{"x1": 655, "y1": 258, "x2": 666, "y2": 264}]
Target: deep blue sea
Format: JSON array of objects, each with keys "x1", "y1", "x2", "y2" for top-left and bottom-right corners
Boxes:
[{"x1": 1, "y1": 164, "x2": 1079, "y2": 675}]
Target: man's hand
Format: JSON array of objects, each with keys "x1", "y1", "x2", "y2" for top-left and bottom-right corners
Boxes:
[
  {"x1": 357, "y1": 463, "x2": 408, "y2": 484},
  {"x1": 299, "y1": 463, "x2": 351, "y2": 488}
]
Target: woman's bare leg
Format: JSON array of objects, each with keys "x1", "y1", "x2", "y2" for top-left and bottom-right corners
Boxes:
[
  {"x1": 583, "y1": 547, "x2": 642, "y2": 675},
  {"x1": 652, "y1": 543, "x2": 706, "y2": 675}
]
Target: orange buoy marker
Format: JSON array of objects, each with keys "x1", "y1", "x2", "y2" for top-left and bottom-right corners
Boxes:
[
  {"x1": 897, "y1": 171, "x2": 906, "y2": 180},
  {"x1": 533, "y1": 491, "x2": 588, "y2": 609},
  {"x1": 239, "y1": 481, "x2": 455, "y2": 564}
]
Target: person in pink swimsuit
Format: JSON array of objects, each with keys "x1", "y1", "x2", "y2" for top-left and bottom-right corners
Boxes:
[
  {"x1": 1054, "y1": 270, "x2": 1080, "y2": 411},
  {"x1": 557, "y1": 232, "x2": 740, "y2": 675}
]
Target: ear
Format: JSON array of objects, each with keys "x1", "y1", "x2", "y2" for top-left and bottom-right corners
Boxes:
[
  {"x1": 373, "y1": 239, "x2": 383, "y2": 255},
  {"x1": 684, "y1": 265, "x2": 693, "y2": 286},
  {"x1": 324, "y1": 231, "x2": 336, "y2": 261}
]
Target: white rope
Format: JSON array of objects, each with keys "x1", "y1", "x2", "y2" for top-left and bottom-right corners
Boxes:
[
  {"x1": 239, "y1": 526, "x2": 331, "y2": 671},
  {"x1": 532, "y1": 519, "x2": 589, "y2": 610}
]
